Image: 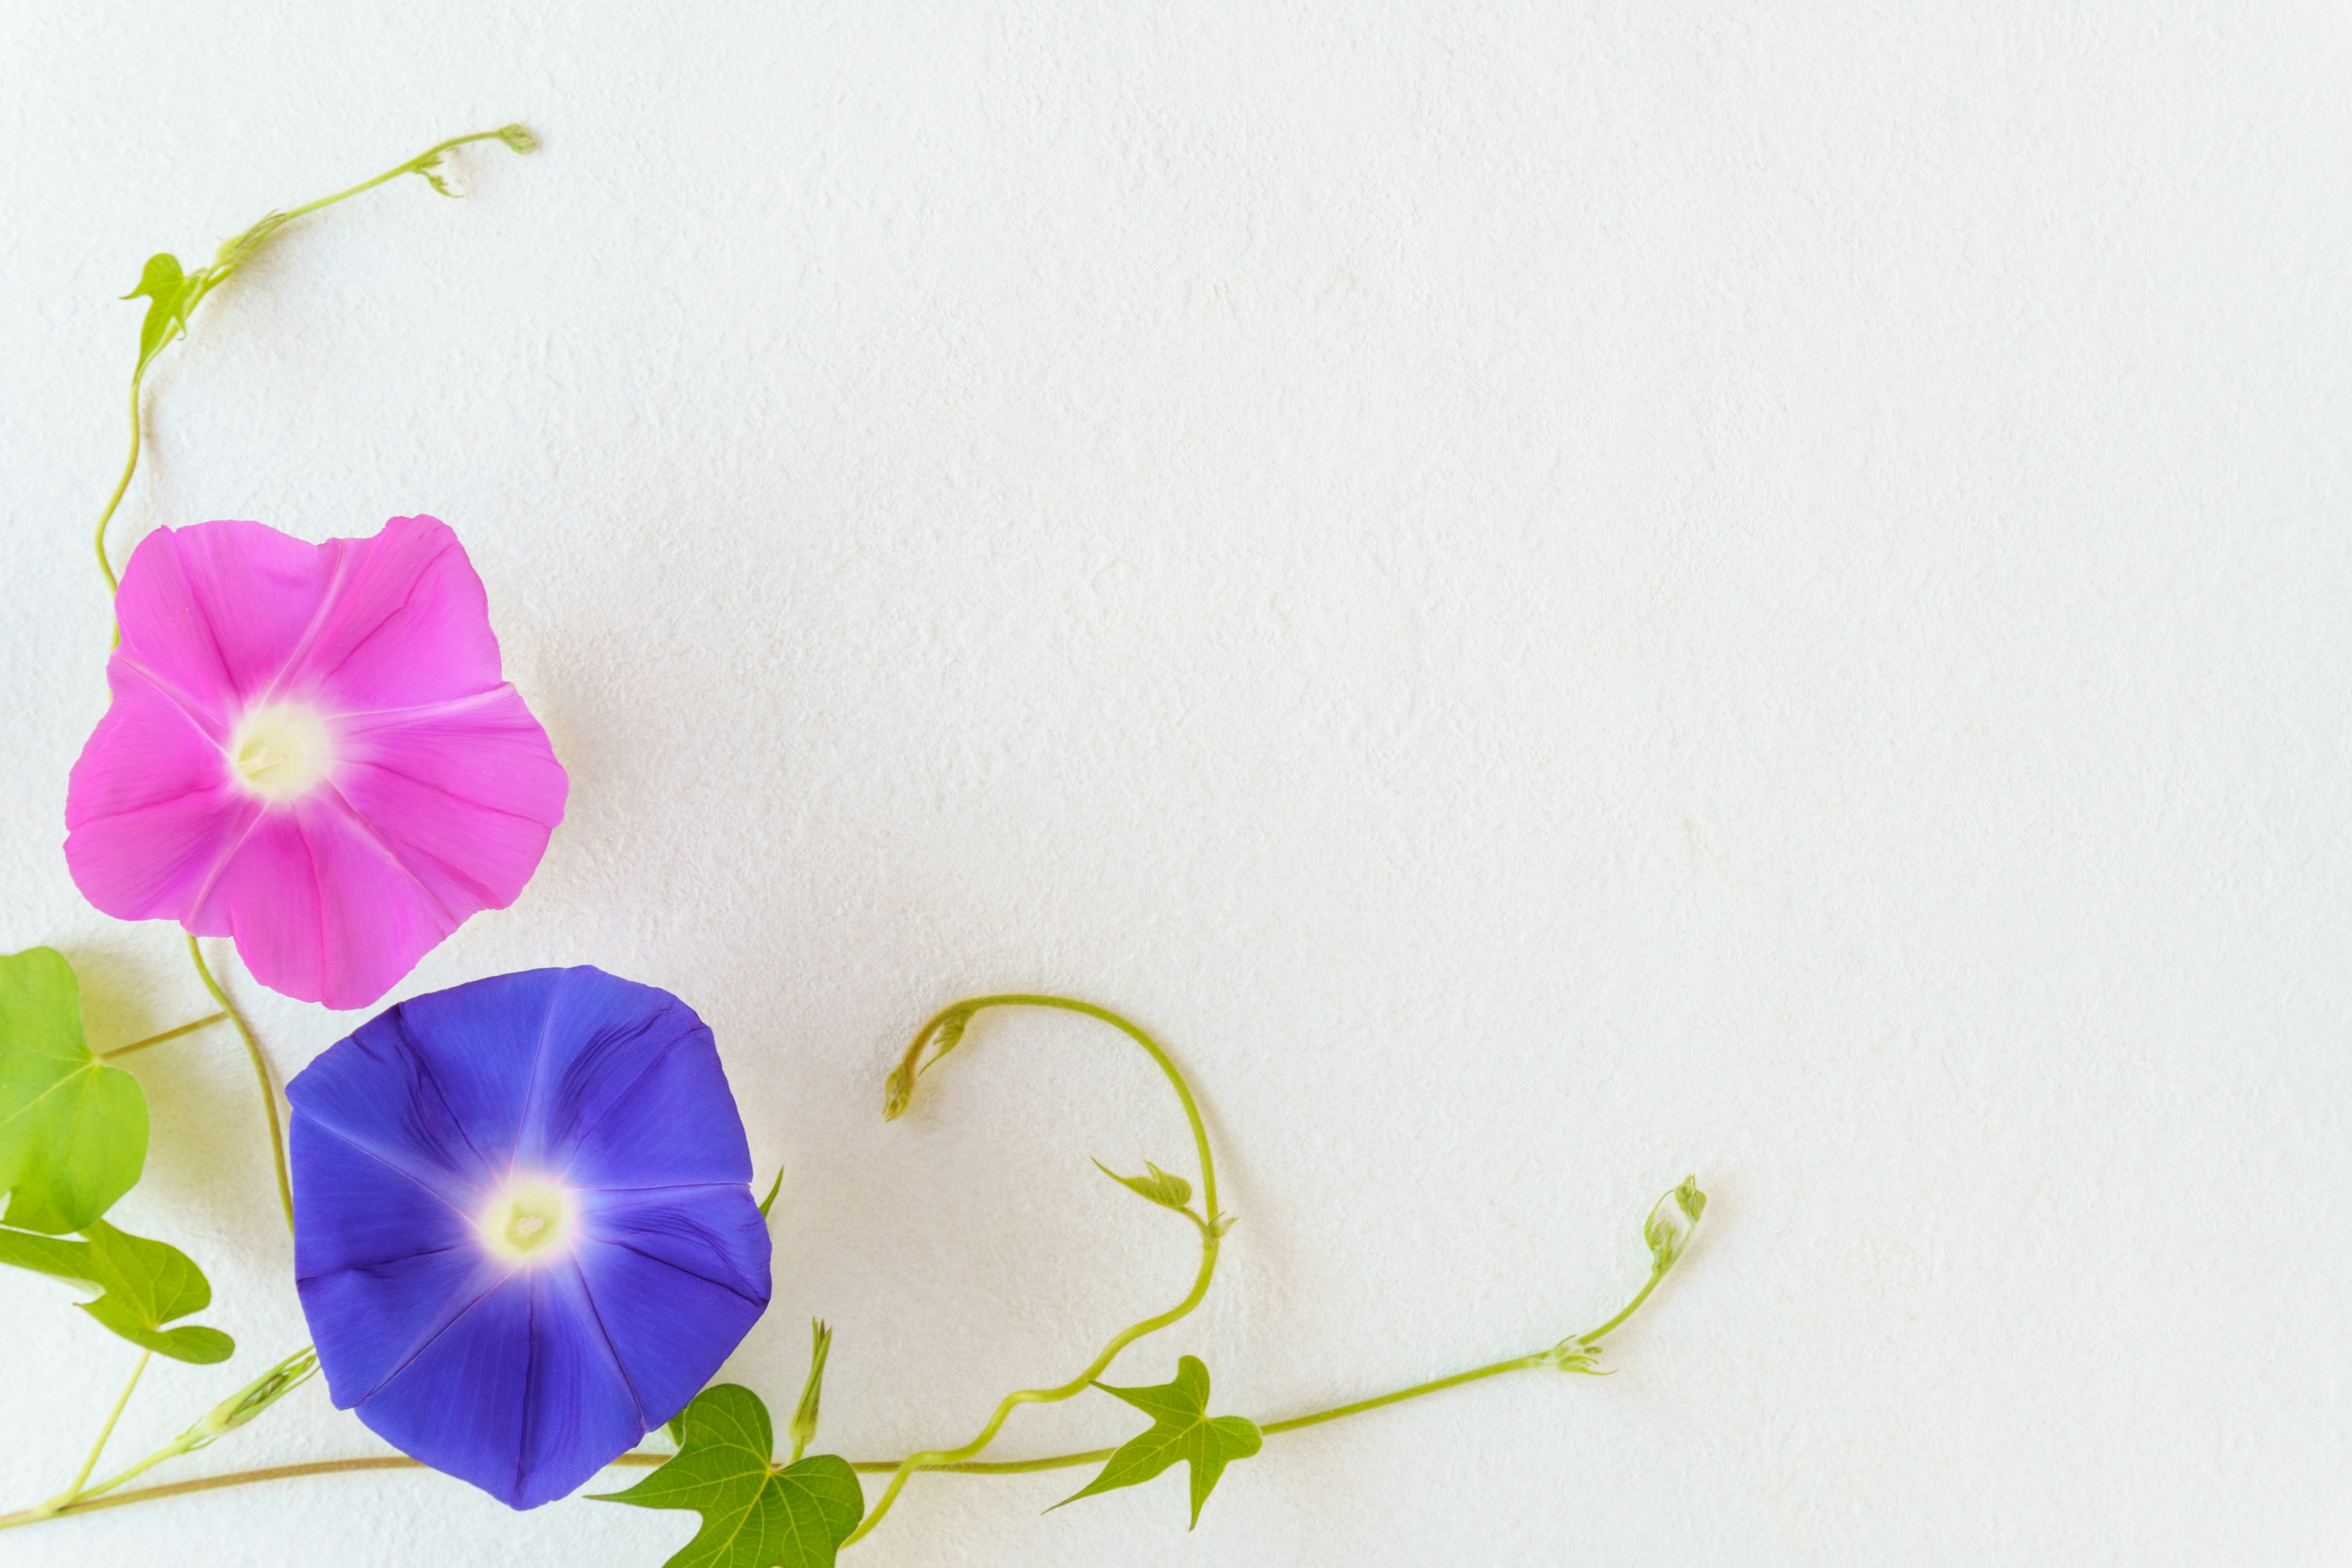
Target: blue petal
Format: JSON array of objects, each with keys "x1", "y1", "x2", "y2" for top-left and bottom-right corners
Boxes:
[
  {"x1": 551, "y1": 1012, "x2": 754, "y2": 1192},
  {"x1": 286, "y1": 965, "x2": 774, "y2": 1508},
  {"x1": 575, "y1": 1186, "x2": 772, "y2": 1427},
  {"x1": 349, "y1": 1264, "x2": 646, "y2": 1509},
  {"x1": 300, "y1": 1245, "x2": 504, "y2": 1412},
  {"x1": 290, "y1": 1113, "x2": 475, "y2": 1279},
  {"x1": 343, "y1": 968, "x2": 568, "y2": 1173},
  {"x1": 285, "y1": 1005, "x2": 510, "y2": 1202}
]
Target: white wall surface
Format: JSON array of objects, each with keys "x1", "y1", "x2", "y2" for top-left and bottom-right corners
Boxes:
[{"x1": 2, "y1": 3, "x2": 2347, "y2": 1563}]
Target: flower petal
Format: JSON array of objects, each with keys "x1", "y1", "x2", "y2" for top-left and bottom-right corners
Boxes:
[
  {"x1": 278, "y1": 515, "x2": 510, "y2": 714},
  {"x1": 330, "y1": 690, "x2": 567, "y2": 915},
  {"x1": 285, "y1": 1001, "x2": 508, "y2": 1202},
  {"x1": 111, "y1": 520, "x2": 334, "y2": 725},
  {"x1": 64, "y1": 667, "x2": 259, "y2": 919},
  {"x1": 575, "y1": 1186, "x2": 772, "y2": 1427},
  {"x1": 300, "y1": 1244, "x2": 502, "y2": 1415},
  {"x1": 290, "y1": 1112, "x2": 477, "y2": 1278},
  {"x1": 287, "y1": 968, "x2": 772, "y2": 1509},
  {"x1": 178, "y1": 805, "x2": 447, "y2": 1009},
  {"x1": 349, "y1": 1266, "x2": 646, "y2": 1509},
  {"x1": 536, "y1": 997, "x2": 755, "y2": 1192}
]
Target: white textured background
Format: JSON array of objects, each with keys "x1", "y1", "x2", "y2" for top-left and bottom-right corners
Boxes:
[{"x1": 2, "y1": 4, "x2": 2348, "y2": 1563}]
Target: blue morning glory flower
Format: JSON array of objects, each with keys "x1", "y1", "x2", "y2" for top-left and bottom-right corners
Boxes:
[{"x1": 287, "y1": 967, "x2": 772, "y2": 1509}]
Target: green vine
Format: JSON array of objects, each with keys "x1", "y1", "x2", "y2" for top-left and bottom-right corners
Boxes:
[{"x1": 1, "y1": 128, "x2": 1714, "y2": 1560}]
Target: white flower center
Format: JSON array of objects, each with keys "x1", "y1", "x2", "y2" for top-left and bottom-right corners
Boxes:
[
  {"x1": 227, "y1": 703, "x2": 335, "y2": 802},
  {"x1": 478, "y1": 1177, "x2": 575, "y2": 1265}
]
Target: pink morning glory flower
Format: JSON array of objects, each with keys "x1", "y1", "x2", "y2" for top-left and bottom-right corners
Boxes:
[{"x1": 64, "y1": 516, "x2": 568, "y2": 1009}]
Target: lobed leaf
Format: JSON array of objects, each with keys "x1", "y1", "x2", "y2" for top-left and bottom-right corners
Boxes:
[
  {"x1": 0, "y1": 1218, "x2": 233, "y2": 1363},
  {"x1": 1051, "y1": 1355, "x2": 1261, "y2": 1528},
  {"x1": 122, "y1": 254, "x2": 200, "y2": 372},
  {"x1": 595, "y1": 1384, "x2": 864, "y2": 1568},
  {"x1": 0, "y1": 946, "x2": 149, "y2": 1234}
]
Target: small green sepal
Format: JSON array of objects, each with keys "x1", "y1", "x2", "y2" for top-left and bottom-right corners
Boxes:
[
  {"x1": 1091, "y1": 1158, "x2": 1193, "y2": 1214},
  {"x1": 1542, "y1": 1337, "x2": 1608, "y2": 1375}
]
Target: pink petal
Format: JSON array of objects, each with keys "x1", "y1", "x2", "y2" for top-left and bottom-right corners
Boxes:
[
  {"x1": 331, "y1": 693, "x2": 569, "y2": 916},
  {"x1": 190, "y1": 804, "x2": 458, "y2": 1010},
  {"x1": 113, "y1": 521, "x2": 335, "y2": 727},
  {"x1": 65, "y1": 665, "x2": 261, "y2": 918},
  {"x1": 280, "y1": 516, "x2": 510, "y2": 714},
  {"x1": 68, "y1": 516, "x2": 568, "y2": 1009}
]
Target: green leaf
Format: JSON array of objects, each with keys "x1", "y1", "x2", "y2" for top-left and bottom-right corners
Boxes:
[
  {"x1": 0, "y1": 946, "x2": 149, "y2": 1234},
  {"x1": 594, "y1": 1384, "x2": 864, "y2": 1568},
  {"x1": 1051, "y1": 1355, "x2": 1262, "y2": 1528},
  {"x1": 123, "y1": 253, "x2": 200, "y2": 371},
  {"x1": 1092, "y1": 1158, "x2": 1193, "y2": 1214},
  {"x1": 0, "y1": 1218, "x2": 233, "y2": 1363}
]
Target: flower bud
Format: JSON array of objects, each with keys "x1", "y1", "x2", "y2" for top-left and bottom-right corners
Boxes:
[
  {"x1": 1643, "y1": 1175, "x2": 1706, "y2": 1272},
  {"x1": 788, "y1": 1320, "x2": 833, "y2": 1460},
  {"x1": 190, "y1": 1346, "x2": 320, "y2": 1447}
]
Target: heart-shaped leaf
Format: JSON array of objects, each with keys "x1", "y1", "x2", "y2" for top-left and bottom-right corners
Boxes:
[
  {"x1": 595, "y1": 1384, "x2": 864, "y2": 1568},
  {"x1": 0, "y1": 946, "x2": 149, "y2": 1234},
  {"x1": 0, "y1": 1218, "x2": 233, "y2": 1363}
]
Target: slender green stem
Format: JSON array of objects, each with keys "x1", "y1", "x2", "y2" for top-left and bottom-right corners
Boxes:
[
  {"x1": 100, "y1": 1011, "x2": 228, "y2": 1060},
  {"x1": 91, "y1": 126, "x2": 532, "y2": 609},
  {"x1": 270, "y1": 130, "x2": 518, "y2": 228},
  {"x1": 186, "y1": 935, "x2": 293, "y2": 1234},
  {"x1": 843, "y1": 995, "x2": 1223, "y2": 1547},
  {"x1": 34, "y1": 1351, "x2": 151, "y2": 1518},
  {"x1": 1575, "y1": 1267, "x2": 1664, "y2": 1348},
  {"x1": 1259, "y1": 1354, "x2": 1551, "y2": 1436},
  {"x1": 93, "y1": 365, "x2": 146, "y2": 598},
  {"x1": 0, "y1": 1250, "x2": 1673, "y2": 1531}
]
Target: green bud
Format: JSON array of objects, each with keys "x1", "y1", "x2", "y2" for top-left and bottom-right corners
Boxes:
[
  {"x1": 882, "y1": 1063, "x2": 915, "y2": 1121},
  {"x1": 189, "y1": 1346, "x2": 319, "y2": 1449},
  {"x1": 497, "y1": 123, "x2": 539, "y2": 154},
  {"x1": 1642, "y1": 1175, "x2": 1706, "y2": 1272},
  {"x1": 788, "y1": 1319, "x2": 833, "y2": 1461},
  {"x1": 886, "y1": 1009, "x2": 972, "y2": 1120}
]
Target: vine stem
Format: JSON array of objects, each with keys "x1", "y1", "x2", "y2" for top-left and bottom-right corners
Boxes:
[
  {"x1": 100, "y1": 1011, "x2": 228, "y2": 1060},
  {"x1": 186, "y1": 935, "x2": 294, "y2": 1234},
  {"x1": 92, "y1": 126, "x2": 531, "y2": 605},
  {"x1": 0, "y1": 1250, "x2": 1690, "y2": 1532},
  {"x1": 92, "y1": 366, "x2": 145, "y2": 597},
  {"x1": 29, "y1": 1351, "x2": 152, "y2": 1520},
  {"x1": 841, "y1": 995, "x2": 1223, "y2": 1547}
]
